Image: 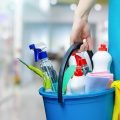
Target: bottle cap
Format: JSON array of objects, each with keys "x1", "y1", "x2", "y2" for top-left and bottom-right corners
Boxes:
[
  {"x1": 74, "y1": 67, "x2": 83, "y2": 76},
  {"x1": 98, "y1": 44, "x2": 107, "y2": 51},
  {"x1": 39, "y1": 51, "x2": 48, "y2": 60}
]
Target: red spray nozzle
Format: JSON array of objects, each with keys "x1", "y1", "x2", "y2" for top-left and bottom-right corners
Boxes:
[
  {"x1": 75, "y1": 55, "x2": 82, "y2": 66},
  {"x1": 81, "y1": 59, "x2": 87, "y2": 66}
]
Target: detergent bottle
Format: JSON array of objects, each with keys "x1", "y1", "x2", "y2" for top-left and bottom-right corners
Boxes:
[
  {"x1": 66, "y1": 55, "x2": 85, "y2": 95},
  {"x1": 92, "y1": 44, "x2": 112, "y2": 73}
]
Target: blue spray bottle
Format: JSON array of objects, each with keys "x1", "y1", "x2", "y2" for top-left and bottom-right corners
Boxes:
[{"x1": 29, "y1": 44, "x2": 58, "y2": 92}]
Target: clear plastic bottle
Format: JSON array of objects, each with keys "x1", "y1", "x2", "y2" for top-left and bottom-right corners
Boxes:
[{"x1": 39, "y1": 51, "x2": 58, "y2": 92}]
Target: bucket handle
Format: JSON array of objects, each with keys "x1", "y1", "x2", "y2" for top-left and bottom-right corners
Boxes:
[{"x1": 58, "y1": 43, "x2": 93, "y2": 103}]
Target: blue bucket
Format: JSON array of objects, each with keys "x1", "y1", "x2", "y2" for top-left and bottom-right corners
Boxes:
[
  {"x1": 39, "y1": 88, "x2": 114, "y2": 120},
  {"x1": 39, "y1": 43, "x2": 115, "y2": 120}
]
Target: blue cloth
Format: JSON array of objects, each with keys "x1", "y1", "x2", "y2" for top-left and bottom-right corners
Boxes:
[{"x1": 109, "y1": 0, "x2": 120, "y2": 79}]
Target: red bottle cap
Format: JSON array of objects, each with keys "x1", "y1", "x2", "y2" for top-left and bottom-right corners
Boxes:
[
  {"x1": 101, "y1": 44, "x2": 106, "y2": 48},
  {"x1": 74, "y1": 67, "x2": 83, "y2": 76},
  {"x1": 98, "y1": 44, "x2": 107, "y2": 51}
]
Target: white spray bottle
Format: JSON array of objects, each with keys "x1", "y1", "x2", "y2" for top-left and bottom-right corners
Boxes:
[{"x1": 67, "y1": 55, "x2": 85, "y2": 95}]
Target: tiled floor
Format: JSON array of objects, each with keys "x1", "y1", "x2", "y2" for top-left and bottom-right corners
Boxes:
[{"x1": 0, "y1": 81, "x2": 46, "y2": 120}]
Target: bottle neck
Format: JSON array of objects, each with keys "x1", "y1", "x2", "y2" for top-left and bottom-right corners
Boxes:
[{"x1": 40, "y1": 57, "x2": 48, "y2": 62}]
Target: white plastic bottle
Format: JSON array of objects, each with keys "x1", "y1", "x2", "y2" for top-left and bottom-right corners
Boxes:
[
  {"x1": 66, "y1": 67, "x2": 85, "y2": 95},
  {"x1": 92, "y1": 44, "x2": 112, "y2": 73}
]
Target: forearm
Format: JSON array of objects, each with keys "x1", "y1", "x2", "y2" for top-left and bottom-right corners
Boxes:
[
  {"x1": 75, "y1": 0, "x2": 96, "y2": 20},
  {"x1": 71, "y1": 0, "x2": 95, "y2": 49}
]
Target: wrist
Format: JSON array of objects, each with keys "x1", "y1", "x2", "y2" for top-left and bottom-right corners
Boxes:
[
  {"x1": 74, "y1": 10, "x2": 89, "y2": 22},
  {"x1": 74, "y1": 0, "x2": 95, "y2": 21},
  {"x1": 74, "y1": 5, "x2": 91, "y2": 22}
]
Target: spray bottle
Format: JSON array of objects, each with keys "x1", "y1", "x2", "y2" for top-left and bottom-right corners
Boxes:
[
  {"x1": 29, "y1": 44, "x2": 58, "y2": 92},
  {"x1": 66, "y1": 55, "x2": 85, "y2": 95}
]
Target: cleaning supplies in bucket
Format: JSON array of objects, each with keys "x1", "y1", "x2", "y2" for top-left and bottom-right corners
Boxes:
[
  {"x1": 63, "y1": 43, "x2": 114, "y2": 95},
  {"x1": 19, "y1": 42, "x2": 114, "y2": 95},
  {"x1": 39, "y1": 43, "x2": 114, "y2": 120}
]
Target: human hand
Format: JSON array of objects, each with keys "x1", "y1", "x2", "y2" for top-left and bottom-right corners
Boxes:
[{"x1": 70, "y1": 15, "x2": 93, "y2": 52}]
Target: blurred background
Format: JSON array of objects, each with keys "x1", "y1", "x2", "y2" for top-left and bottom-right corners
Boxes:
[{"x1": 0, "y1": 0, "x2": 108, "y2": 120}]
